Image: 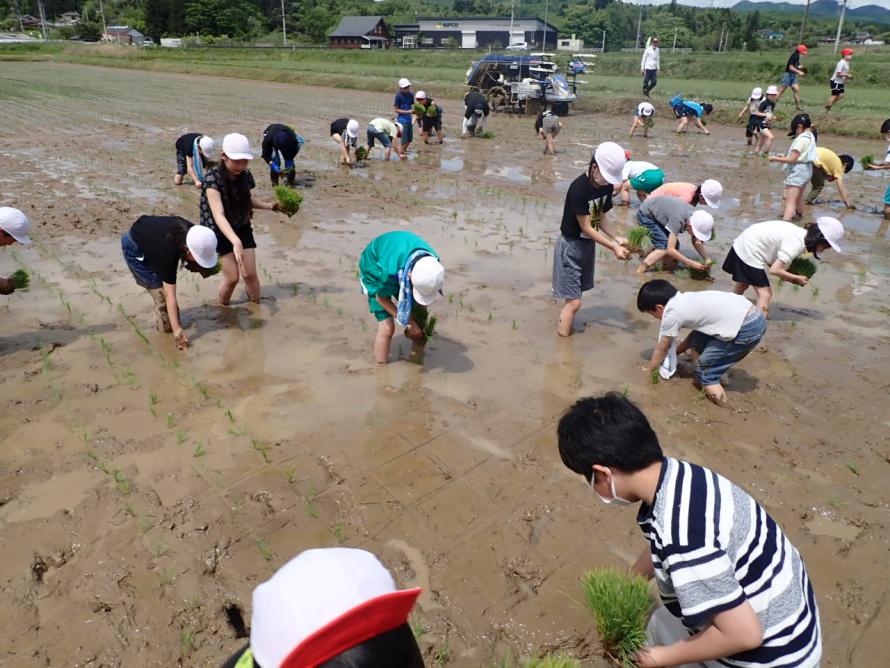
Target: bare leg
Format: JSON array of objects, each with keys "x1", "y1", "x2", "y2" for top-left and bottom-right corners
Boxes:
[
  {"x1": 638, "y1": 248, "x2": 668, "y2": 273},
  {"x1": 753, "y1": 285, "x2": 772, "y2": 318},
  {"x1": 795, "y1": 186, "x2": 806, "y2": 218},
  {"x1": 732, "y1": 282, "x2": 749, "y2": 296},
  {"x1": 374, "y1": 318, "x2": 396, "y2": 364},
  {"x1": 146, "y1": 288, "x2": 172, "y2": 333},
  {"x1": 704, "y1": 383, "x2": 728, "y2": 405},
  {"x1": 885, "y1": 203, "x2": 890, "y2": 221},
  {"x1": 217, "y1": 254, "x2": 240, "y2": 306},
  {"x1": 240, "y1": 248, "x2": 261, "y2": 302},
  {"x1": 792, "y1": 84, "x2": 801, "y2": 109},
  {"x1": 761, "y1": 129, "x2": 774, "y2": 155},
  {"x1": 782, "y1": 186, "x2": 799, "y2": 221},
  {"x1": 174, "y1": 173, "x2": 183, "y2": 186},
  {"x1": 558, "y1": 298, "x2": 581, "y2": 337}
]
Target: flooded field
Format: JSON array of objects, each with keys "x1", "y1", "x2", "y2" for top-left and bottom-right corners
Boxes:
[{"x1": 1, "y1": 62, "x2": 889, "y2": 667}]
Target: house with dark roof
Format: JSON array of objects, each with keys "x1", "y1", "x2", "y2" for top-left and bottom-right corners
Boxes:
[
  {"x1": 329, "y1": 16, "x2": 390, "y2": 49},
  {"x1": 394, "y1": 17, "x2": 557, "y2": 49},
  {"x1": 104, "y1": 25, "x2": 145, "y2": 45},
  {"x1": 60, "y1": 11, "x2": 81, "y2": 25}
]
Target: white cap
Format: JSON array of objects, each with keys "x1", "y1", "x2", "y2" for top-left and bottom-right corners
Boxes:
[
  {"x1": 415, "y1": 90, "x2": 427, "y2": 100},
  {"x1": 700, "y1": 179, "x2": 723, "y2": 209},
  {"x1": 815, "y1": 216, "x2": 844, "y2": 252},
  {"x1": 688, "y1": 210, "x2": 714, "y2": 242},
  {"x1": 751, "y1": 87, "x2": 763, "y2": 99},
  {"x1": 251, "y1": 548, "x2": 421, "y2": 668},
  {"x1": 411, "y1": 256, "x2": 445, "y2": 305},
  {"x1": 198, "y1": 136, "x2": 217, "y2": 159},
  {"x1": 592, "y1": 141, "x2": 627, "y2": 186},
  {"x1": 186, "y1": 225, "x2": 218, "y2": 268},
  {"x1": 398, "y1": 77, "x2": 411, "y2": 89},
  {"x1": 638, "y1": 102, "x2": 655, "y2": 116},
  {"x1": 0, "y1": 207, "x2": 32, "y2": 244},
  {"x1": 221, "y1": 133, "x2": 253, "y2": 160},
  {"x1": 766, "y1": 85, "x2": 779, "y2": 96},
  {"x1": 346, "y1": 120, "x2": 359, "y2": 138}
]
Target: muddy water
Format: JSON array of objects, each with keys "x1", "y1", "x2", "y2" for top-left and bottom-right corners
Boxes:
[{"x1": 1, "y1": 62, "x2": 889, "y2": 667}]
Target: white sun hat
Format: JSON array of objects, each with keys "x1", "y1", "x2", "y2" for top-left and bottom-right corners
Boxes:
[
  {"x1": 186, "y1": 225, "x2": 218, "y2": 269},
  {"x1": 700, "y1": 179, "x2": 723, "y2": 209},
  {"x1": 0, "y1": 207, "x2": 32, "y2": 244},
  {"x1": 346, "y1": 119, "x2": 359, "y2": 138},
  {"x1": 751, "y1": 87, "x2": 763, "y2": 99},
  {"x1": 593, "y1": 141, "x2": 628, "y2": 186},
  {"x1": 411, "y1": 256, "x2": 445, "y2": 305},
  {"x1": 222, "y1": 133, "x2": 253, "y2": 160},
  {"x1": 688, "y1": 210, "x2": 714, "y2": 242},
  {"x1": 816, "y1": 216, "x2": 844, "y2": 252},
  {"x1": 398, "y1": 77, "x2": 412, "y2": 88},
  {"x1": 198, "y1": 136, "x2": 217, "y2": 159}
]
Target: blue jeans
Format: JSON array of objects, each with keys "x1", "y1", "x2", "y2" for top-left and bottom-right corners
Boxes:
[
  {"x1": 636, "y1": 211, "x2": 676, "y2": 251},
  {"x1": 399, "y1": 119, "x2": 414, "y2": 144},
  {"x1": 688, "y1": 310, "x2": 767, "y2": 386},
  {"x1": 367, "y1": 126, "x2": 391, "y2": 148},
  {"x1": 121, "y1": 231, "x2": 162, "y2": 289}
]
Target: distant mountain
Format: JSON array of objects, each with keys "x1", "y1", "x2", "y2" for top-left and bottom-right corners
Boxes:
[{"x1": 732, "y1": 0, "x2": 890, "y2": 25}]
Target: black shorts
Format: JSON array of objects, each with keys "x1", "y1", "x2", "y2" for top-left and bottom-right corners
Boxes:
[
  {"x1": 830, "y1": 80, "x2": 844, "y2": 96},
  {"x1": 421, "y1": 116, "x2": 442, "y2": 132},
  {"x1": 175, "y1": 150, "x2": 188, "y2": 176},
  {"x1": 673, "y1": 105, "x2": 694, "y2": 119},
  {"x1": 214, "y1": 224, "x2": 257, "y2": 257},
  {"x1": 722, "y1": 247, "x2": 770, "y2": 288},
  {"x1": 745, "y1": 115, "x2": 760, "y2": 138}
]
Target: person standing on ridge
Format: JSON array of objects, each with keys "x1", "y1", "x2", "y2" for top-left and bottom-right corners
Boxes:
[
  {"x1": 641, "y1": 37, "x2": 660, "y2": 98},
  {"x1": 776, "y1": 44, "x2": 807, "y2": 110}
]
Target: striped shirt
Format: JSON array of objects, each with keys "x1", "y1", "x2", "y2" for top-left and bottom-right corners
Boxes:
[{"x1": 637, "y1": 458, "x2": 821, "y2": 667}]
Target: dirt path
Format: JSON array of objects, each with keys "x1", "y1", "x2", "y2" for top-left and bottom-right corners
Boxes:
[{"x1": 1, "y1": 62, "x2": 889, "y2": 667}]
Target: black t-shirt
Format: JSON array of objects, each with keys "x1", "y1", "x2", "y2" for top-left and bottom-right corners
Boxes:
[
  {"x1": 331, "y1": 118, "x2": 349, "y2": 136},
  {"x1": 785, "y1": 52, "x2": 800, "y2": 73},
  {"x1": 129, "y1": 215, "x2": 191, "y2": 285},
  {"x1": 175, "y1": 133, "x2": 201, "y2": 156},
  {"x1": 261, "y1": 123, "x2": 300, "y2": 162},
  {"x1": 758, "y1": 98, "x2": 776, "y2": 114},
  {"x1": 560, "y1": 173, "x2": 614, "y2": 239},
  {"x1": 199, "y1": 167, "x2": 256, "y2": 230},
  {"x1": 464, "y1": 91, "x2": 489, "y2": 116}
]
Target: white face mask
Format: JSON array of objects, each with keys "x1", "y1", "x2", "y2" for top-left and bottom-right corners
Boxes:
[{"x1": 591, "y1": 471, "x2": 634, "y2": 507}]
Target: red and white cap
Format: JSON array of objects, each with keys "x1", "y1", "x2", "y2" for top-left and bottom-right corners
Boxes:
[{"x1": 250, "y1": 548, "x2": 421, "y2": 668}]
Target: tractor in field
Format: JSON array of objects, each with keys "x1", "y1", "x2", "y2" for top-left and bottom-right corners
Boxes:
[{"x1": 464, "y1": 52, "x2": 577, "y2": 116}]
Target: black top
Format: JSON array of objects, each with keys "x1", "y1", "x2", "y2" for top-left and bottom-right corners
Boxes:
[
  {"x1": 129, "y1": 215, "x2": 191, "y2": 285},
  {"x1": 261, "y1": 124, "x2": 300, "y2": 163},
  {"x1": 175, "y1": 133, "x2": 202, "y2": 156},
  {"x1": 534, "y1": 109, "x2": 554, "y2": 133},
  {"x1": 331, "y1": 118, "x2": 349, "y2": 136},
  {"x1": 560, "y1": 173, "x2": 614, "y2": 239},
  {"x1": 785, "y1": 51, "x2": 800, "y2": 73},
  {"x1": 464, "y1": 91, "x2": 490, "y2": 115},
  {"x1": 758, "y1": 98, "x2": 776, "y2": 115},
  {"x1": 199, "y1": 166, "x2": 256, "y2": 230}
]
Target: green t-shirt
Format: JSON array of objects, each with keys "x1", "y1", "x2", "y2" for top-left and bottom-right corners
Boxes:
[{"x1": 359, "y1": 231, "x2": 437, "y2": 299}]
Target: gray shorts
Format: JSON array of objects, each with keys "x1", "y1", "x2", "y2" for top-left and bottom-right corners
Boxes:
[
  {"x1": 553, "y1": 234, "x2": 595, "y2": 299},
  {"x1": 784, "y1": 162, "x2": 812, "y2": 188}
]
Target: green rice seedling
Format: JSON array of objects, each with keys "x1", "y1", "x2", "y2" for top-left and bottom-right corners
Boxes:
[
  {"x1": 626, "y1": 226, "x2": 651, "y2": 253},
  {"x1": 787, "y1": 257, "x2": 817, "y2": 279},
  {"x1": 304, "y1": 489, "x2": 320, "y2": 518},
  {"x1": 113, "y1": 469, "x2": 133, "y2": 496},
  {"x1": 255, "y1": 537, "x2": 274, "y2": 561},
  {"x1": 333, "y1": 523, "x2": 347, "y2": 544},
  {"x1": 845, "y1": 462, "x2": 860, "y2": 476},
  {"x1": 512, "y1": 319, "x2": 519, "y2": 330},
  {"x1": 204, "y1": 262, "x2": 222, "y2": 277},
  {"x1": 175, "y1": 429, "x2": 188, "y2": 445},
  {"x1": 860, "y1": 154, "x2": 875, "y2": 170},
  {"x1": 274, "y1": 185, "x2": 304, "y2": 217},
  {"x1": 166, "y1": 413, "x2": 176, "y2": 428},
  {"x1": 411, "y1": 304, "x2": 438, "y2": 339},
  {"x1": 9, "y1": 268, "x2": 30, "y2": 289},
  {"x1": 524, "y1": 655, "x2": 582, "y2": 668},
  {"x1": 477, "y1": 130, "x2": 496, "y2": 139},
  {"x1": 581, "y1": 568, "x2": 652, "y2": 668},
  {"x1": 687, "y1": 259, "x2": 716, "y2": 281},
  {"x1": 650, "y1": 369, "x2": 660, "y2": 384},
  {"x1": 180, "y1": 627, "x2": 196, "y2": 653},
  {"x1": 355, "y1": 146, "x2": 368, "y2": 162},
  {"x1": 193, "y1": 441, "x2": 206, "y2": 457}
]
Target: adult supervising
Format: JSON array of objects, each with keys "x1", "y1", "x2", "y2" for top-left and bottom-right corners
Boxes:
[{"x1": 641, "y1": 36, "x2": 660, "y2": 97}]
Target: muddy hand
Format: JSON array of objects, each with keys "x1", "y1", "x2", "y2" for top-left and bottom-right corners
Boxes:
[
  {"x1": 613, "y1": 246, "x2": 630, "y2": 261},
  {"x1": 405, "y1": 322, "x2": 424, "y2": 342},
  {"x1": 174, "y1": 328, "x2": 189, "y2": 350},
  {"x1": 794, "y1": 275, "x2": 809, "y2": 287},
  {"x1": 0, "y1": 277, "x2": 14, "y2": 295}
]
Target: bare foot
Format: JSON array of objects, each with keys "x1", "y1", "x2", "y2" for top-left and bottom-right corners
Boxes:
[{"x1": 706, "y1": 392, "x2": 729, "y2": 407}]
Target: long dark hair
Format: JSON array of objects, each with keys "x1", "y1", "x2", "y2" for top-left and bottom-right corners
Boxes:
[
  {"x1": 804, "y1": 223, "x2": 828, "y2": 258},
  {"x1": 218, "y1": 159, "x2": 253, "y2": 226},
  {"x1": 165, "y1": 217, "x2": 191, "y2": 259}
]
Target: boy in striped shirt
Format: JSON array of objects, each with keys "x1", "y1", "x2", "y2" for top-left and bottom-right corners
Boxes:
[{"x1": 557, "y1": 393, "x2": 822, "y2": 668}]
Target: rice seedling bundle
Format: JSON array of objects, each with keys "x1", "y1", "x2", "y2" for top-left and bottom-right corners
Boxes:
[
  {"x1": 355, "y1": 146, "x2": 368, "y2": 162},
  {"x1": 205, "y1": 262, "x2": 222, "y2": 277},
  {"x1": 787, "y1": 257, "x2": 817, "y2": 279},
  {"x1": 274, "y1": 185, "x2": 303, "y2": 217},
  {"x1": 626, "y1": 225, "x2": 651, "y2": 252},
  {"x1": 860, "y1": 154, "x2": 875, "y2": 170},
  {"x1": 687, "y1": 259, "x2": 716, "y2": 281},
  {"x1": 524, "y1": 655, "x2": 581, "y2": 668},
  {"x1": 477, "y1": 130, "x2": 496, "y2": 139},
  {"x1": 582, "y1": 568, "x2": 652, "y2": 668},
  {"x1": 411, "y1": 304, "x2": 438, "y2": 339},
  {"x1": 9, "y1": 268, "x2": 30, "y2": 289}
]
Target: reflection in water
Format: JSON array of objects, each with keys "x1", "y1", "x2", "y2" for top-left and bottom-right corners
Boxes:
[
  {"x1": 483, "y1": 164, "x2": 532, "y2": 184},
  {"x1": 440, "y1": 157, "x2": 464, "y2": 172}
]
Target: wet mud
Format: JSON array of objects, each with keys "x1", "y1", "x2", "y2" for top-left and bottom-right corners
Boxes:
[{"x1": 1, "y1": 63, "x2": 889, "y2": 667}]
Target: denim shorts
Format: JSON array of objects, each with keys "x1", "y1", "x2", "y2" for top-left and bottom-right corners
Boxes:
[
  {"x1": 688, "y1": 309, "x2": 767, "y2": 386},
  {"x1": 781, "y1": 72, "x2": 798, "y2": 87},
  {"x1": 636, "y1": 211, "x2": 677, "y2": 251},
  {"x1": 121, "y1": 231, "x2": 162, "y2": 289},
  {"x1": 784, "y1": 162, "x2": 812, "y2": 188},
  {"x1": 367, "y1": 126, "x2": 392, "y2": 149}
]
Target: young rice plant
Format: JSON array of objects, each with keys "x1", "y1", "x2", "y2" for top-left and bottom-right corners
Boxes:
[
  {"x1": 9, "y1": 269, "x2": 30, "y2": 289},
  {"x1": 787, "y1": 257, "x2": 817, "y2": 279},
  {"x1": 626, "y1": 226, "x2": 651, "y2": 252},
  {"x1": 581, "y1": 568, "x2": 652, "y2": 668},
  {"x1": 411, "y1": 303, "x2": 438, "y2": 339},
  {"x1": 274, "y1": 185, "x2": 304, "y2": 217},
  {"x1": 355, "y1": 146, "x2": 368, "y2": 162}
]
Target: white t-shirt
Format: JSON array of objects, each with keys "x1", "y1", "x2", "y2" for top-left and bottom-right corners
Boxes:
[
  {"x1": 641, "y1": 46, "x2": 660, "y2": 71},
  {"x1": 659, "y1": 291, "x2": 753, "y2": 342},
  {"x1": 788, "y1": 130, "x2": 817, "y2": 163},
  {"x1": 831, "y1": 59, "x2": 850, "y2": 84},
  {"x1": 622, "y1": 161, "x2": 658, "y2": 181},
  {"x1": 732, "y1": 220, "x2": 806, "y2": 270}
]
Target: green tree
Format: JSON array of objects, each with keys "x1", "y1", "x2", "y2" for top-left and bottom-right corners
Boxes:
[
  {"x1": 643, "y1": 13, "x2": 693, "y2": 49},
  {"x1": 184, "y1": 0, "x2": 265, "y2": 38}
]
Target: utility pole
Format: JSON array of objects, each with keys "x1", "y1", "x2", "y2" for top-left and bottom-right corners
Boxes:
[
  {"x1": 833, "y1": 0, "x2": 848, "y2": 55},
  {"x1": 635, "y1": 4, "x2": 643, "y2": 50},
  {"x1": 672, "y1": 27, "x2": 678, "y2": 52},
  {"x1": 798, "y1": 0, "x2": 811, "y2": 45},
  {"x1": 280, "y1": 0, "x2": 287, "y2": 46},
  {"x1": 509, "y1": 0, "x2": 515, "y2": 46},
  {"x1": 36, "y1": 0, "x2": 48, "y2": 41},
  {"x1": 542, "y1": 0, "x2": 549, "y2": 51},
  {"x1": 717, "y1": 23, "x2": 725, "y2": 52},
  {"x1": 98, "y1": 0, "x2": 108, "y2": 39},
  {"x1": 602, "y1": 28, "x2": 606, "y2": 53}
]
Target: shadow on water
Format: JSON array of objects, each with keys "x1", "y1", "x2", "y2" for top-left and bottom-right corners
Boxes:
[
  {"x1": 0, "y1": 322, "x2": 116, "y2": 358},
  {"x1": 577, "y1": 304, "x2": 644, "y2": 333},
  {"x1": 416, "y1": 336, "x2": 473, "y2": 374}
]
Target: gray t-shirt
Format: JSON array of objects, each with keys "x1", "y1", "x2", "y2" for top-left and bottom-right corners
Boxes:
[{"x1": 639, "y1": 196, "x2": 694, "y2": 236}]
